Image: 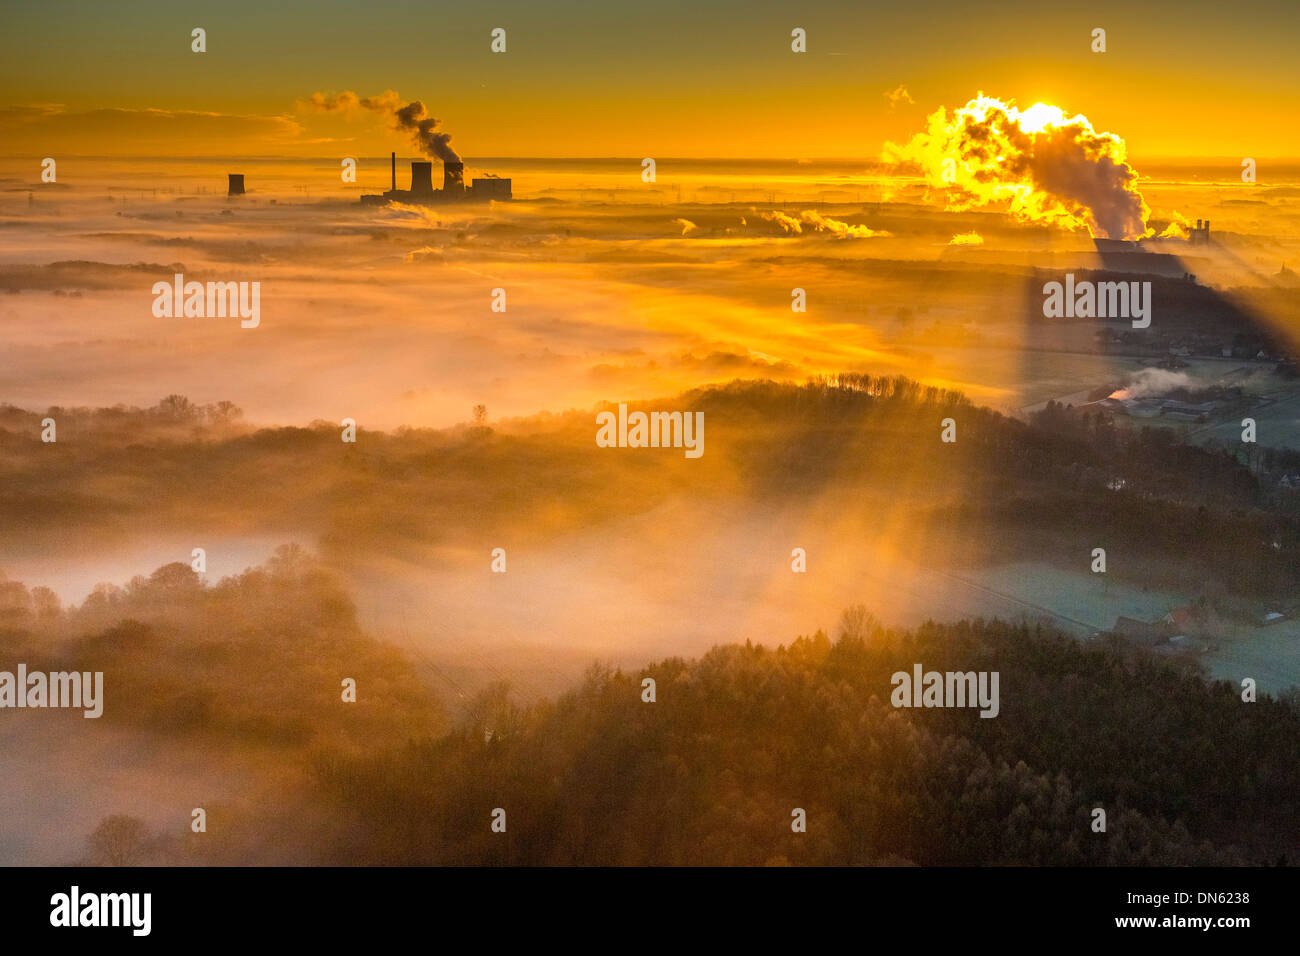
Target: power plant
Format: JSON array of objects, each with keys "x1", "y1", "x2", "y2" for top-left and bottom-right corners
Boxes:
[
  {"x1": 362, "y1": 152, "x2": 511, "y2": 205},
  {"x1": 227, "y1": 174, "x2": 245, "y2": 197},
  {"x1": 1188, "y1": 219, "x2": 1211, "y2": 245}
]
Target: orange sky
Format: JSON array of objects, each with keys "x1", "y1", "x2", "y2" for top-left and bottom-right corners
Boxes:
[{"x1": 2, "y1": 0, "x2": 1299, "y2": 159}]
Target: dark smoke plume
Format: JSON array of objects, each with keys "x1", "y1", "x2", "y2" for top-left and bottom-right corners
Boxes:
[{"x1": 307, "y1": 90, "x2": 460, "y2": 162}]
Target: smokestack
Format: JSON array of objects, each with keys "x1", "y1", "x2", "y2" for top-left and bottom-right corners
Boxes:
[
  {"x1": 443, "y1": 161, "x2": 465, "y2": 194},
  {"x1": 391, "y1": 152, "x2": 396, "y2": 191},
  {"x1": 227, "y1": 174, "x2": 245, "y2": 197},
  {"x1": 410, "y1": 161, "x2": 434, "y2": 195}
]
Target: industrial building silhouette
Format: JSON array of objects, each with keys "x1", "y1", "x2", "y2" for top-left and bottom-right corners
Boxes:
[{"x1": 362, "y1": 153, "x2": 511, "y2": 205}]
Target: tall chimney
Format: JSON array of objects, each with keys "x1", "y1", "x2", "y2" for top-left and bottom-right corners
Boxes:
[
  {"x1": 227, "y1": 174, "x2": 245, "y2": 197},
  {"x1": 391, "y1": 152, "x2": 396, "y2": 192},
  {"x1": 443, "y1": 161, "x2": 465, "y2": 194},
  {"x1": 410, "y1": 161, "x2": 434, "y2": 195}
]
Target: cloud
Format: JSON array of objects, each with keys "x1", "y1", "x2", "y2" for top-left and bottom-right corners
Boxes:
[
  {"x1": 403, "y1": 246, "x2": 445, "y2": 263},
  {"x1": 885, "y1": 85, "x2": 915, "y2": 110},
  {"x1": 304, "y1": 90, "x2": 458, "y2": 161},
  {"x1": 760, "y1": 210, "x2": 890, "y2": 239},
  {"x1": 1156, "y1": 211, "x2": 1192, "y2": 240},
  {"x1": 1109, "y1": 368, "x2": 1193, "y2": 400},
  {"x1": 0, "y1": 105, "x2": 304, "y2": 156},
  {"x1": 301, "y1": 91, "x2": 401, "y2": 114},
  {"x1": 883, "y1": 94, "x2": 1156, "y2": 239},
  {"x1": 589, "y1": 348, "x2": 802, "y2": 381},
  {"x1": 382, "y1": 202, "x2": 449, "y2": 229},
  {"x1": 948, "y1": 231, "x2": 984, "y2": 245},
  {"x1": 762, "y1": 210, "x2": 803, "y2": 234}
]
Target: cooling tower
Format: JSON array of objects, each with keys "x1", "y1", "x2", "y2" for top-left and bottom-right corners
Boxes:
[
  {"x1": 227, "y1": 174, "x2": 245, "y2": 197},
  {"x1": 410, "y1": 161, "x2": 434, "y2": 196},
  {"x1": 443, "y1": 161, "x2": 465, "y2": 193}
]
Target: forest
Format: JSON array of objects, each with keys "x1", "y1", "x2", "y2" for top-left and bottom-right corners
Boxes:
[
  {"x1": 2, "y1": 376, "x2": 1298, "y2": 864},
  {"x1": 2, "y1": 374, "x2": 1298, "y2": 597},
  {"x1": 2, "y1": 551, "x2": 1297, "y2": 866},
  {"x1": 302, "y1": 612, "x2": 1299, "y2": 866}
]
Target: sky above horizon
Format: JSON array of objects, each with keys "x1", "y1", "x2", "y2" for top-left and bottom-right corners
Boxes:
[{"x1": 2, "y1": 0, "x2": 1299, "y2": 160}]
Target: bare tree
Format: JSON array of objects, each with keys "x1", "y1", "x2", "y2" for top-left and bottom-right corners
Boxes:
[{"x1": 837, "y1": 604, "x2": 878, "y2": 641}]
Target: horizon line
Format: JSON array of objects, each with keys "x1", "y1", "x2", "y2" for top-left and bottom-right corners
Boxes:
[{"x1": 4, "y1": 154, "x2": 1300, "y2": 164}]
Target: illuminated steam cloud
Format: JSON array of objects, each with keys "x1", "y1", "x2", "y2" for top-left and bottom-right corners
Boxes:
[
  {"x1": 1109, "y1": 368, "x2": 1193, "y2": 400},
  {"x1": 883, "y1": 94, "x2": 1152, "y2": 240},
  {"x1": 761, "y1": 210, "x2": 890, "y2": 239},
  {"x1": 1157, "y1": 211, "x2": 1192, "y2": 240},
  {"x1": 308, "y1": 90, "x2": 460, "y2": 162}
]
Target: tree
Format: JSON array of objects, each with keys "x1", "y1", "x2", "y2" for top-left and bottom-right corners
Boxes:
[
  {"x1": 210, "y1": 400, "x2": 244, "y2": 424},
  {"x1": 837, "y1": 604, "x2": 878, "y2": 641},
  {"x1": 30, "y1": 585, "x2": 61, "y2": 621},
  {"x1": 157, "y1": 394, "x2": 195, "y2": 420},
  {"x1": 87, "y1": 815, "x2": 149, "y2": 866},
  {"x1": 148, "y1": 562, "x2": 201, "y2": 591}
]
